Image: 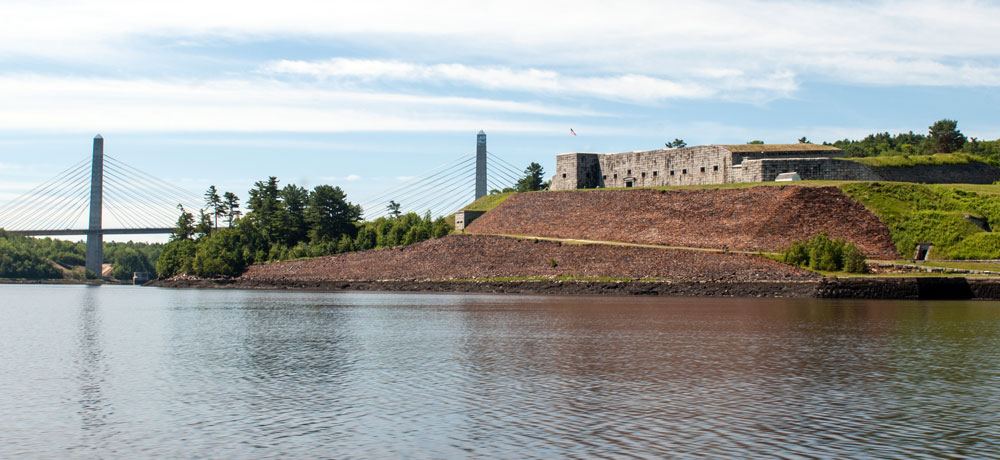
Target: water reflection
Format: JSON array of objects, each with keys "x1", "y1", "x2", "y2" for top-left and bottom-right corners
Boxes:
[
  {"x1": 72, "y1": 286, "x2": 116, "y2": 454},
  {"x1": 1, "y1": 287, "x2": 999, "y2": 458}
]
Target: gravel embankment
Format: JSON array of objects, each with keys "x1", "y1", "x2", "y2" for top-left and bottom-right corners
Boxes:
[
  {"x1": 239, "y1": 234, "x2": 820, "y2": 283},
  {"x1": 466, "y1": 187, "x2": 899, "y2": 259}
]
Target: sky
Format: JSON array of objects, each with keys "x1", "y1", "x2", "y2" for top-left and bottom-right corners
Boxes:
[{"x1": 1, "y1": 0, "x2": 999, "y2": 241}]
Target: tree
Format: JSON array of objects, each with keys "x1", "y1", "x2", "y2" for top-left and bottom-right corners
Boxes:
[
  {"x1": 747, "y1": 140, "x2": 765, "y2": 144},
  {"x1": 798, "y1": 136, "x2": 810, "y2": 144},
  {"x1": 196, "y1": 209, "x2": 213, "y2": 237},
  {"x1": 386, "y1": 200, "x2": 402, "y2": 218},
  {"x1": 223, "y1": 192, "x2": 240, "y2": 227},
  {"x1": 928, "y1": 119, "x2": 967, "y2": 153},
  {"x1": 171, "y1": 205, "x2": 195, "y2": 241},
  {"x1": 307, "y1": 185, "x2": 362, "y2": 242},
  {"x1": 112, "y1": 248, "x2": 155, "y2": 280},
  {"x1": 515, "y1": 162, "x2": 547, "y2": 192},
  {"x1": 155, "y1": 239, "x2": 196, "y2": 277},
  {"x1": 666, "y1": 139, "x2": 687, "y2": 148},
  {"x1": 280, "y1": 184, "x2": 309, "y2": 243},
  {"x1": 204, "y1": 185, "x2": 223, "y2": 231}
]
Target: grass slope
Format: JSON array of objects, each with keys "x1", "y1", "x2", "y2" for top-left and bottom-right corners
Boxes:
[
  {"x1": 846, "y1": 153, "x2": 983, "y2": 168},
  {"x1": 839, "y1": 182, "x2": 1000, "y2": 259},
  {"x1": 461, "y1": 192, "x2": 516, "y2": 212}
]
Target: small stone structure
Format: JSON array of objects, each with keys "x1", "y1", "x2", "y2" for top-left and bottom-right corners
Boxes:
[
  {"x1": 454, "y1": 210, "x2": 486, "y2": 231},
  {"x1": 550, "y1": 144, "x2": 1000, "y2": 189}
]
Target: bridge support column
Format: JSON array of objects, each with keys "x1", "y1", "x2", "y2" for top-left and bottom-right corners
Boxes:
[
  {"x1": 475, "y1": 130, "x2": 487, "y2": 199},
  {"x1": 85, "y1": 134, "x2": 103, "y2": 277}
]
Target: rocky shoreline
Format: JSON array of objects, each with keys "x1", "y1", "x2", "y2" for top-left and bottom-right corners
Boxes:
[{"x1": 147, "y1": 276, "x2": 1000, "y2": 300}]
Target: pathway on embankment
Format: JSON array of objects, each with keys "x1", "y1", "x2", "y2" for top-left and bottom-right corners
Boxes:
[{"x1": 465, "y1": 186, "x2": 899, "y2": 259}]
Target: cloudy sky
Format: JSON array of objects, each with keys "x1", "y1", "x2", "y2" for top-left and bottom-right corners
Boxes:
[{"x1": 1, "y1": 0, "x2": 999, "y2": 238}]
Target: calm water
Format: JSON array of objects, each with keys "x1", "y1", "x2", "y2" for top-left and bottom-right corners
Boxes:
[{"x1": 2, "y1": 285, "x2": 1000, "y2": 458}]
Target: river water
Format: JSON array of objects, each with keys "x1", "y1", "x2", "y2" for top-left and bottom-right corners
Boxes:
[{"x1": 2, "y1": 285, "x2": 999, "y2": 458}]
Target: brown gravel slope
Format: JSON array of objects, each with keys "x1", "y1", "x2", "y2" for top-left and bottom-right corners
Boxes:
[
  {"x1": 466, "y1": 187, "x2": 899, "y2": 259},
  {"x1": 241, "y1": 234, "x2": 820, "y2": 283}
]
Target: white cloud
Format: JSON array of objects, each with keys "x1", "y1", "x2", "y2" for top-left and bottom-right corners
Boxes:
[
  {"x1": 0, "y1": 74, "x2": 610, "y2": 133},
  {"x1": 266, "y1": 59, "x2": 721, "y2": 101},
  {"x1": 2, "y1": 0, "x2": 999, "y2": 88},
  {"x1": 321, "y1": 174, "x2": 362, "y2": 182}
]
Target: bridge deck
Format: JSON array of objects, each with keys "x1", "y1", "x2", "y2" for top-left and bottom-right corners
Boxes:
[{"x1": 7, "y1": 228, "x2": 174, "y2": 236}]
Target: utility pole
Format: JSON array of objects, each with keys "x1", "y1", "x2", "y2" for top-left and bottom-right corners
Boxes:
[
  {"x1": 85, "y1": 134, "x2": 103, "y2": 277},
  {"x1": 476, "y1": 130, "x2": 487, "y2": 199}
]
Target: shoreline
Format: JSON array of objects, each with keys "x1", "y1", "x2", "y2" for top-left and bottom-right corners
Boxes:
[{"x1": 146, "y1": 276, "x2": 1000, "y2": 300}]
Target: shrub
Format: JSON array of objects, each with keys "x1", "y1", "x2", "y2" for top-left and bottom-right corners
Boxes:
[
  {"x1": 842, "y1": 243, "x2": 869, "y2": 273},
  {"x1": 782, "y1": 233, "x2": 867, "y2": 273},
  {"x1": 782, "y1": 240, "x2": 809, "y2": 267}
]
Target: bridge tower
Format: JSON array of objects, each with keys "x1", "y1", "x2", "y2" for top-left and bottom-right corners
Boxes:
[
  {"x1": 85, "y1": 134, "x2": 103, "y2": 277},
  {"x1": 476, "y1": 130, "x2": 487, "y2": 199}
]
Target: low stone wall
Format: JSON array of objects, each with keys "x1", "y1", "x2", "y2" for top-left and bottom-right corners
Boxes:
[
  {"x1": 750, "y1": 158, "x2": 879, "y2": 182},
  {"x1": 869, "y1": 162, "x2": 1000, "y2": 184},
  {"x1": 466, "y1": 187, "x2": 900, "y2": 258},
  {"x1": 742, "y1": 158, "x2": 1000, "y2": 184}
]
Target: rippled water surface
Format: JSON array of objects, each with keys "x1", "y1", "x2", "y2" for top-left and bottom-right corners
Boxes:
[{"x1": 2, "y1": 285, "x2": 1000, "y2": 458}]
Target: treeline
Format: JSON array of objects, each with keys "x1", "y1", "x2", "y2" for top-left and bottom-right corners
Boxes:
[
  {"x1": 0, "y1": 229, "x2": 161, "y2": 280},
  {"x1": 823, "y1": 119, "x2": 1000, "y2": 164},
  {"x1": 156, "y1": 177, "x2": 452, "y2": 278}
]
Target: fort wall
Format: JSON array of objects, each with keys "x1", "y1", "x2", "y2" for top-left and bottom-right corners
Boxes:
[{"x1": 551, "y1": 145, "x2": 1000, "y2": 188}]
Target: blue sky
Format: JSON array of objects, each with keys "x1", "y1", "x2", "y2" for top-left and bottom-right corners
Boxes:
[{"x1": 1, "y1": 0, "x2": 999, "y2": 240}]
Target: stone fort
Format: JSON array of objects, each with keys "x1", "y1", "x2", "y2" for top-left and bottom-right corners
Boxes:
[{"x1": 550, "y1": 144, "x2": 1000, "y2": 190}]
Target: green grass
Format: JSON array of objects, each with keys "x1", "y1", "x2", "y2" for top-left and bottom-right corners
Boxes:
[
  {"x1": 846, "y1": 153, "x2": 983, "y2": 168},
  {"x1": 917, "y1": 260, "x2": 1000, "y2": 271},
  {"x1": 460, "y1": 192, "x2": 515, "y2": 212},
  {"x1": 839, "y1": 182, "x2": 1000, "y2": 260}
]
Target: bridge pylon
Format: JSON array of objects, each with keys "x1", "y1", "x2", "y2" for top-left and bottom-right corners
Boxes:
[
  {"x1": 85, "y1": 134, "x2": 103, "y2": 277},
  {"x1": 476, "y1": 130, "x2": 487, "y2": 199}
]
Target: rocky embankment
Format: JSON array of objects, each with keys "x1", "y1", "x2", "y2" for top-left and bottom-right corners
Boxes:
[
  {"x1": 240, "y1": 234, "x2": 818, "y2": 283},
  {"x1": 150, "y1": 234, "x2": 1000, "y2": 299},
  {"x1": 152, "y1": 234, "x2": 823, "y2": 296},
  {"x1": 466, "y1": 187, "x2": 899, "y2": 259}
]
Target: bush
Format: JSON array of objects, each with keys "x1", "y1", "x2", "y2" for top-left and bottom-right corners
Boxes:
[
  {"x1": 782, "y1": 233, "x2": 867, "y2": 273},
  {"x1": 842, "y1": 243, "x2": 869, "y2": 274}
]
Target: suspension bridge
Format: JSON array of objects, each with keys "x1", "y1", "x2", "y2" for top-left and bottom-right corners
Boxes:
[{"x1": 0, "y1": 131, "x2": 526, "y2": 276}]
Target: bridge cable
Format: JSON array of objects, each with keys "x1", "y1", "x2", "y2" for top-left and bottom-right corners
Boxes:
[
  {"x1": 104, "y1": 155, "x2": 203, "y2": 207},
  {"x1": 0, "y1": 157, "x2": 89, "y2": 222},
  {"x1": 357, "y1": 152, "x2": 474, "y2": 207},
  {"x1": 103, "y1": 160, "x2": 201, "y2": 211},
  {"x1": 404, "y1": 171, "x2": 476, "y2": 216},
  {"x1": 365, "y1": 165, "x2": 475, "y2": 219},
  {"x1": 367, "y1": 160, "x2": 476, "y2": 215},
  {"x1": 397, "y1": 171, "x2": 476, "y2": 218},
  {"x1": 359, "y1": 154, "x2": 475, "y2": 208},
  {"x1": 103, "y1": 168, "x2": 190, "y2": 225},
  {"x1": 0, "y1": 160, "x2": 90, "y2": 226},
  {"x1": 102, "y1": 187, "x2": 151, "y2": 229},
  {"x1": 2, "y1": 166, "x2": 92, "y2": 230}
]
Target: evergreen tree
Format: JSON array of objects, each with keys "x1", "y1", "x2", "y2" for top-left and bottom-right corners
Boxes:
[
  {"x1": 516, "y1": 162, "x2": 547, "y2": 192},
  {"x1": 928, "y1": 119, "x2": 967, "y2": 153},
  {"x1": 307, "y1": 185, "x2": 361, "y2": 242},
  {"x1": 171, "y1": 205, "x2": 196, "y2": 241},
  {"x1": 223, "y1": 192, "x2": 240, "y2": 227},
  {"x1": 204, "y1": 185, "x2": 223, "y2": 231}
]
